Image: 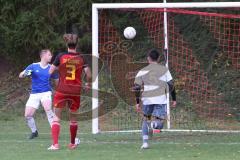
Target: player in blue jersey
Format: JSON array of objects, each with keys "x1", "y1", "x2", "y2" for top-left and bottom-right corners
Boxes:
[{"x1": 19, "y1": 49, "x2": 58, "y2": 139}]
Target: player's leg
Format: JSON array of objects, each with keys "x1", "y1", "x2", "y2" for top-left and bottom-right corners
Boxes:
[
  {"x1": 151, "y1": 117, "x2": 164, "y2": 129},
  {"x1": 25, "y1": 94, "x2": 40, "y2": 139},
  {"x1": 141, "y1": 104, "x2": 154, "y2": 149},
  {"x1": 151, "y1": 104, "x2": 167, "y2": 130},
  {"x1": 41, "y1": 91, "x2": 55, "y2": 127},
  {"x1": 25, "y1": 107, "x2": 38, "y2": 139},
  {"x1": 68, "y1": 111, "x2": 78, "y2": 149},
  {"x1": 48, "y1": 107, "x2": 62, "y2": 150},
  {"x1": 48, "y1": 92, "x2": 64, "y2": 150},
  {"x1": 68, "y1": 97, "x2": 80, "y2": 149}
]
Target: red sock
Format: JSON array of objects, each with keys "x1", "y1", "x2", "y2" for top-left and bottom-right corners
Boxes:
[
  {"x1": 52, "y1": 121, "x2": 60, "y2": 145},
  {"x1": 70, "y1": 121, "x2": 78, "y2": 144}
]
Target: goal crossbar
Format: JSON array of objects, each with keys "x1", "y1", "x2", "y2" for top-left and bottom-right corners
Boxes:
[{"x1": 93, "y1": 2, "x2": 240, "y2": 9}]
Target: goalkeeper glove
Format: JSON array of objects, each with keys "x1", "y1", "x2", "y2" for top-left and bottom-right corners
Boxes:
[{"x1": 23, "y1": 70, "x2": 32, "y2": 77}]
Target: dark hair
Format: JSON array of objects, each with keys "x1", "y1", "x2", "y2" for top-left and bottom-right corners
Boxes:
[
  {"x1": 67, "y1": 43, "x2": 77, "y2": 49},
  {"x1": 147, "y1": 49, "x2": 159, "y2": 61},
  {"x1": 63, "y1": 34, "x2": 78, "y2": 49}
]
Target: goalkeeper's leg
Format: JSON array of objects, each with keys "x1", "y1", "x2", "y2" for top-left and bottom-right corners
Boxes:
[
  {"x1": 141, "y1": 105, "x2": 154, "y2": 149},
  {"x1": 25, "y1": 95, "x2": 40, "y2": 139},
  {"x1": 151, "y1": 104, "x2": 167, "y2": 131},
  {"x1": 41, "y1": 93, "x2": 55, "y2": 127},
  {"x1": 151, "y1": 117, "x2": 164, "y2": 129},
  {"x1": 141, "y1": 115, "x2": 151, "y2": 148},
  {"x1": 25, "y1": 107, "x2": 38, "y2": 139}
]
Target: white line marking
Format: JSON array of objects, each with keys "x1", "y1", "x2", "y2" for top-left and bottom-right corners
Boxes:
[{"x1": 0, "y1": 140, "x2": 240, "y2": 145}]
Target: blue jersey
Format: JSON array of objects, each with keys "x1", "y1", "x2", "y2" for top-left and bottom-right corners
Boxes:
[{"x1": 24, "y1": 63, "x2": 58, "y2": 94}]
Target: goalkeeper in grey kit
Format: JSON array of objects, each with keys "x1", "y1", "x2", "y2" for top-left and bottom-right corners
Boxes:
[{"x1": 133, "y1": 49, "x2": 176, "y2": 149}]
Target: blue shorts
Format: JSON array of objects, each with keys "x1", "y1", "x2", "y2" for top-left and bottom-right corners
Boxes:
[{"x1": 142, "y1": 104, "x2": 167, "y2": 119}]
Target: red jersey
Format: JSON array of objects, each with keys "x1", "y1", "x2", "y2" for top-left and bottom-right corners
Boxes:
[{"x1": 53, "y1": 52, "x2": 88, "y2": 95}]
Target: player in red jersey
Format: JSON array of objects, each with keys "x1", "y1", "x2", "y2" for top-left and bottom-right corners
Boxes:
[{"x1": 48, "y1": 33, "x2": 91, "y2": 150}]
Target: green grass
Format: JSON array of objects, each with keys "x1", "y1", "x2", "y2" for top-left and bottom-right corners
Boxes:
[{"x1": 1, "y1": 118, "x2": 240, "y2": 160}]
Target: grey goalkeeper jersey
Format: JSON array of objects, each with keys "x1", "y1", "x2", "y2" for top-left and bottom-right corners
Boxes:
[{"x1": 134, "y1": 63, "x2": 173, "y2": 105}]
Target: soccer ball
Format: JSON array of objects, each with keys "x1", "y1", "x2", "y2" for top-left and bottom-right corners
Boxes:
[
  {"x1": 75, "y1": 138, "x2": 81, "y2": 145},
  {"x1": 123, "y1": 27, "x2": 136, "y2": 39}
]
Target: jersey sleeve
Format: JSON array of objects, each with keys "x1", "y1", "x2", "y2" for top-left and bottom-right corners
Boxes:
[
  {"x1": 53, "y1": 53, "x2": 63, "y2": 67},
  {"x1": 24, "y1": 64, "x2": 33, "y2": 71},
  {"x1": 165, "y1": 70, "x2": 173, "y2": 82},
  {"x1": 134, "y1": 71, "x2": 143, "y2": 85},
  {"x1": 159, "y1": 70, "x2": 173, "y2": 82}
]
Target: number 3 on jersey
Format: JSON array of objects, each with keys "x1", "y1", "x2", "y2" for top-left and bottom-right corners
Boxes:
[{"x1": 66, "y1": 64, "x2": 76, "y2": 80}]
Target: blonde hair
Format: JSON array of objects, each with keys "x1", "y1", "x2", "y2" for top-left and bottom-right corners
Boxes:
[{"x1": 39, "y1": 49, "x2": 50, "y2": 57}]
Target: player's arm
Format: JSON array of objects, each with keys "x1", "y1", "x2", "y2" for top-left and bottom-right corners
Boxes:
[
  {"x1": 167, "y1": 80, "x2": 176, "y2": 105},
  {"x1": 133, "y1": 71, "x2": 143, "y2": 112},
  {"x1": 19, "y1": 71, "x2": 25, "y2": 78},
  {"x1": 82, "y1": 55, "x2": 92, "y2": 89},
  {"x1": 165, "y1": 69, "x2": 177, "y2": 106},
  {"x1": 133, "y1": 83, "x2": 141, "y2": 105},
  {"x1": 49, "y1": 65, "x2": 58, "y2": 75},
  {"x1": 84, "y1": 66, "x2": 92, "y2": 90},
  {"x1": 163, "y1": 69, "x2": 177, "y2": 107},
  {"x1": 50, "y1": 79, "x2": 59, "y2": 92},
  {"x1": 50, "y1": 72, "x2": 59, "y2": 89},
  {"x1": 19, "y1": 64, "x2": 33, "y2": 78},
  {"x1": 49, "y1": 53, "x2": 61, "y2": 75},
  {"x1": 133, "y1": 83, "x2": 142, "y2": 113},
  {"x1": 54, "y1": 78, "x2": 59, "y2": 86},
  {"x1": 134, "y1": 71, "x2": 144, "y2": 104}
]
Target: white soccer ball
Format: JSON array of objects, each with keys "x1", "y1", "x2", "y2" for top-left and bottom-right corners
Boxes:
[
  {"x1": 123, "y1": 27, "x2": 136, "y2": 40},
  {"x1": 75, "y1": 138, "x2": 81, "y2": 145}
]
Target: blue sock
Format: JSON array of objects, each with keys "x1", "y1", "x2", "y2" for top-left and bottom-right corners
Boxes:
[{"x1": 142, "y1": 120, "x2": 149, "y2": 143}]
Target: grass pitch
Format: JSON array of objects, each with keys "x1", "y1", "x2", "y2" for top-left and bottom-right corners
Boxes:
[{"x1": 0, "y1": 118, "x2": 240, "y2": 160}]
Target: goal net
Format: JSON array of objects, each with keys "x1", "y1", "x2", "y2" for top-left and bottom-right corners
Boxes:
[{"x1": 92, "y1": 2, "x2": 240, "y2": 133}]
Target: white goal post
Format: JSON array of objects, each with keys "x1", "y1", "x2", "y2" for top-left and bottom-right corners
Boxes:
[{"x1": 92, "y1": 2, "x2": 240, "y2": 134}]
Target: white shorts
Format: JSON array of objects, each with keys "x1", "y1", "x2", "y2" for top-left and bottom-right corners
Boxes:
[{"x1": 26, "y1": 91, "x2": 52, "y2": 109}]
